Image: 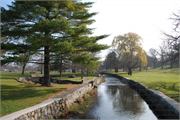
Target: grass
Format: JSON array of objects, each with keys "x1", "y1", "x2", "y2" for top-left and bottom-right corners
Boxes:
[
  {"x1": 1, "y1": 71, "x2": 98, "y2": 117},
  {"x1": 104, "y1": 68, "x2": 179, "y2": 102}
]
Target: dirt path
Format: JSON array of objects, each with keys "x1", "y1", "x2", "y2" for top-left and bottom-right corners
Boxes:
[{"x1": 48, "y1": 84, "x2": 80, "y2": 99}]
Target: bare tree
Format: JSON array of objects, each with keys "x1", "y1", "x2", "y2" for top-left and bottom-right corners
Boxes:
[
  {"x1": 159, "y1": 46, "x2": 166, "y2": 69},
  {"x1": 162, "y1": 9, "x2": 180, "y2": 67},
  {"x1": 149, "y1": 48, "x2": 159, "y2": 68}
]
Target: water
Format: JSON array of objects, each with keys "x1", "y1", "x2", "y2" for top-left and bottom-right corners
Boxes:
[{"x1": 70, "y1": 76, "x2": 157, "y2": 120}]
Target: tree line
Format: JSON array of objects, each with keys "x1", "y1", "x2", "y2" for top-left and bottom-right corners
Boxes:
[
  {"x1": 1, "y1": 1, "x2": 179, "y2": 80},
  {"x1": 101, "y1": 32, "x2": 147, "y2": 76},
  {"x1": 101, "y1": 9, "x2": 179, "y2": 75}
]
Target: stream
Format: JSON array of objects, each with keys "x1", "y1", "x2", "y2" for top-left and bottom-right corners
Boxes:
[{"x1": 70, "y1": 76, "x2": 157, "y2": 120}]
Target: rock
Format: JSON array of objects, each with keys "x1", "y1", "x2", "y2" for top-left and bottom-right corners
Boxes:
[{"x1": 68, "y1": 75, "x2": 75, "y2": 78}]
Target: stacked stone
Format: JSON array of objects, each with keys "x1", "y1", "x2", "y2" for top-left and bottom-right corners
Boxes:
[
  {"x1": 102, "y1": 73, "x2": 180, "y2": 119},
  {"x1": 3, "y1": 76, "x2": 105, "y2": 120}
]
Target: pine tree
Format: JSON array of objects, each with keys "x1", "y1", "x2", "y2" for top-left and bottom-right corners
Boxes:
[
  {"x1": 1, "y1": 1, "x2": 109, "y2": 86},
  {"x1": 72, "y1": 52, "x2": 101, "y2": 79},
  {"x1": 51, "y1": 53, "x2": 71, "y2": 77}
]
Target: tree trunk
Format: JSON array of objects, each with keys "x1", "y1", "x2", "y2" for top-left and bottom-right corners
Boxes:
[
  {"x1": 72, "y1": 69, "x2": 76, "y2": 73},
  {"x1": 161, "y1": 54, "x2": 164, "y2": 69},
  {"x1": 170, "y1": 60, "x2": 173, "y2": 68},
  {"x1": 129, "y1": 70, "x2": 132, "y2": 76},
  {"x1": 41, "y1": 64, "x2": 43, "y2": 74},
  {"x1": 153, "y1": 60, "x2": 156, "y2": 69},
  {"x1": 60, "y1": 70, "x2": 62, "y2": 77},
  {"x1": 22, "y1": 63, "x2": 26, "y2": 75},
  {"x1": 127, "y1": 68, "x2": 132, "y2": 76},
  {"x1": 81, "y1": 67, "x2": 83, "y2": 79},
  {"x1": 42, "y1": 46, "x2": 51, "y2": 86},
  {"x1": 115, "y1": 67, "x2": 118, "y2": 73},
  {"x1": 60, "y1": 60, "x2": 62, "y2": 77},
  {"x1": 41, "y1": 55, "x2": 43, "y2": 74},
  {"x1": 87, "y1": 69, "x2": 88, "y2": 76}
]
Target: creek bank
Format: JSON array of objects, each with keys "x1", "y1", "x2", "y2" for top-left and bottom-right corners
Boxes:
[
  {"x1": 1, "y1": 76, "x2": 105, "y2": 120},
  {"x1": 101, "y1": 73, "x2": 179, "y2": 119},
  {"x1": 59, "y1": 88, "x2": 98, "y2": 119}
]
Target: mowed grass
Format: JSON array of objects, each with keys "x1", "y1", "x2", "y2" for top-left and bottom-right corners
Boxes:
[
  {"x1": 1, "y1": 71, "x2": 98, "y2": 117},
  {"x1": 105, "y1": 68, "x2": 179, "y2": 102}
]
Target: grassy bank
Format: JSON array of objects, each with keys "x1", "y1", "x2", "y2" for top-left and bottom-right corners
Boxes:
[
  {"x1": 1, "y1": 71, "x2": 98, "y2": 116},
  {"x1": 104, "y1": 68, "x2": 179, "y2": 102}
]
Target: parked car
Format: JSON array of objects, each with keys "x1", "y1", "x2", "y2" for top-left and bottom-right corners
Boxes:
[{"x1": 30, "y1": 71, "x2": 36, "y2": 73}]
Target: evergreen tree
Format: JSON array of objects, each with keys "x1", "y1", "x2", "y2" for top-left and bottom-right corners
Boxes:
[
  {"x1": 51, "y1": 53, "x2": 71, "y2": 77},
  {"x1": 72, "y1": 52, "x2": 100, "y2": 79},
  {"x1": 1, "y1": 1, "x2": 109, "y2": 86},
  {"x1": 103, "y1": 51, "x2": 119, "y2": 72}
]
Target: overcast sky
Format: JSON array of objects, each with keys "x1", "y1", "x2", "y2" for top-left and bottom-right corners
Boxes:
[{"x1": 1, "y1": 0, "x2": 180, "y2": 60}]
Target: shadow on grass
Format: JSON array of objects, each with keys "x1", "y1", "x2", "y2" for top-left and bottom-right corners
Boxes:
[
  {"x1": 1, "y1": 84, "x2": 66, "y2": 101},
  {"x1": 148, "y1": 81, "x2": 179, "y2": 100},
  {"x1": 151, "y1": 82, "x2": 179, "y2": 92}
]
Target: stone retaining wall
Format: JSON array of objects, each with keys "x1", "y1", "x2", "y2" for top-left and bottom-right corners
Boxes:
[
  {"x1": 51, "y1": 79, "x2": 83, "y2": 84},
  {"x1": 15, "y1": 77, "x2": 31, "y2": 83},
  {"x1": 102, "y1": 73, "x2": 179, "y2": 119},
  {"x1": 16, "y1": 76, "x2": 91, "y2": 84},
  {"x1": 1, "y1": 76, "x2": 105, "y2": 120}
]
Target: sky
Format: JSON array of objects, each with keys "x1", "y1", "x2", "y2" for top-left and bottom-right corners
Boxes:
[{"x1": 1, "y1": 0, "x2": 180, "y2": 60}]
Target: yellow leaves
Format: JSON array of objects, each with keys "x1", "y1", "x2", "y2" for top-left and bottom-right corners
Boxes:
[
  {"x1": 112, "y1": 32, "x2": 143, "y2": 55},
  {"x1": 140, "y1": 51, "x2": 148, "y2": 67},
  {"x1": 112, "y1": 32, "x2": 148, "y2": 68}
]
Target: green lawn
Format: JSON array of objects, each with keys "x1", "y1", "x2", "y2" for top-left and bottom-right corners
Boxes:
[
  {"x1": 104, "y1": 68, "x2": 179, "y2": 102},
  {"x1": 1, "y1": 71, "x2": 98, "y2": 117}
]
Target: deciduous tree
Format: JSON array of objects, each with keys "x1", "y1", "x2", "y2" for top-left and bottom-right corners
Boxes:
[
  {"x1": 112, "y1": 32, "x2": 147, "y2": 75},
  {"x1": 148, "y1": 48, "x2": 158, "y2": 68},
  {"x1": 162, "y1": 9, "x2": 180, "y2": 67}
]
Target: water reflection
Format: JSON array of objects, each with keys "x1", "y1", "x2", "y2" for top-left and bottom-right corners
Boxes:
[{"x1": 70, "y1": 76, "x2": 157, "y2": 120}]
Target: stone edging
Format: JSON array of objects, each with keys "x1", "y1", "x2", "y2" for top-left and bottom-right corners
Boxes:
[
  {"x1": 1, "y1": 76, "x2": 105, "y2": 120},
  {"x1": 101, "y1": 73, "x2": 180, "y2": 119},
  {"x1": 15, "y1": 77, "x2": 31, "y2": 83},
  {"x1": 15, "y1": 76, "x2": 90, "y2": 84}
]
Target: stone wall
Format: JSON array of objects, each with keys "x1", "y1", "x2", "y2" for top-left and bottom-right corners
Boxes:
[
  {"x1": 102, "y1": 73, "x2": 179, "y2": 119},
  {"x1": 15, "y1": 77, "x2": 31, "y2": 83},
  {"x1": 15, "y1": 76, "x2": 88, "y2": 84},
  {"x1": 1, "y1": 76, "x2": 105, "y2": 120}
]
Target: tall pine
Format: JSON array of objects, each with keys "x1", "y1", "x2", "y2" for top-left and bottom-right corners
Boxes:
[{"x1": 1, "y1": 1, "x2": 109, "y2": 86}]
